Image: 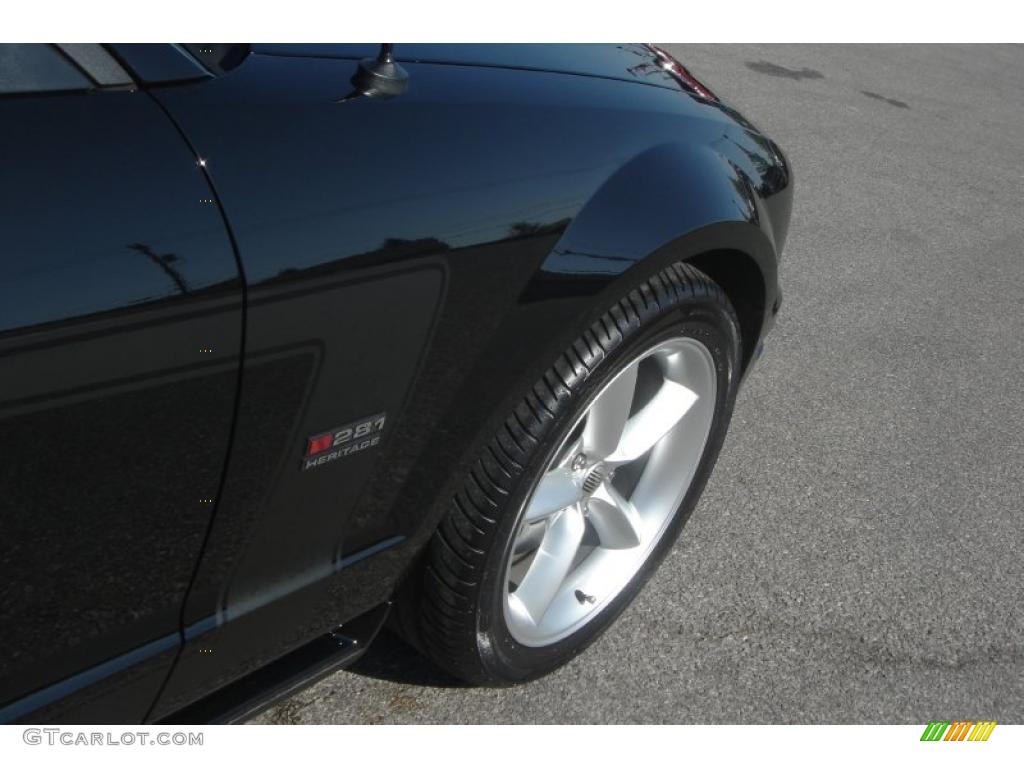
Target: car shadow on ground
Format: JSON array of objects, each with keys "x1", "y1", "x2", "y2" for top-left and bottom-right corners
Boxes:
[{"x1": 347, "y1": 629, "x2": 471, "y2": 688}]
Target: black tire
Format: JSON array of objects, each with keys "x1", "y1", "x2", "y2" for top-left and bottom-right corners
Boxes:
[{"x1": 408, "y1": 262, "x2": 743, "y2": 684}]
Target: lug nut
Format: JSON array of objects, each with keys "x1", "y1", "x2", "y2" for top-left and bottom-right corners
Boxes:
[{"x1": 571, "y1": 453, "x2": 587, "y2": 471}]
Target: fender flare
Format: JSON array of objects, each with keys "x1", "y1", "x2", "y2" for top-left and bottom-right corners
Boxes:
[{"x1": 524, "y1": 140, "x2": 782, "y2": 365}]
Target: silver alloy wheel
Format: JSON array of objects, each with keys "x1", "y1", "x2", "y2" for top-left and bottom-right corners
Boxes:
[{"x1": 503, "y1": 336, "x2": 717, "y2": 647}]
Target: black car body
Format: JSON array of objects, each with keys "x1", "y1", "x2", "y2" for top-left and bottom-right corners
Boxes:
[{"x1": 0, "y1": 43, "x2": 791, "y2": 723}]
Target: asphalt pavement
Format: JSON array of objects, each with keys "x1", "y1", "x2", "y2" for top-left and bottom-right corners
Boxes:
[{"x1": 257, "y1": 44, "x2": 1024, "y2": 724}]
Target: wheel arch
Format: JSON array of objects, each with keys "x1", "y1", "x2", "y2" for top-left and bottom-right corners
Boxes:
[
  {"x1": 679, "y1": 248, "x2": 765, "y2": 371},
  {"x1": 528, "y1": 140, "x2": 781, "y2": 372}
]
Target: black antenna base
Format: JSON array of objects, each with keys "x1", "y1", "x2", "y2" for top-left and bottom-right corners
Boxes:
[{"x1": 350, "y1": 44, "x2": 408, "y2": 99}]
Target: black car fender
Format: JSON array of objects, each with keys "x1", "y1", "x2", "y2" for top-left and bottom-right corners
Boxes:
[{"x1": 528, "y1": 139, "x2": 783, "y2": 367}]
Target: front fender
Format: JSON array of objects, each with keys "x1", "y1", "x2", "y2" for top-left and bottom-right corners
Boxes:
[
  {"x1": 531, "y1": 141, "x2": 778, "y2": 292},
  {"x1": 523, "y1": 140, "x2": 787, "y2": 365}
]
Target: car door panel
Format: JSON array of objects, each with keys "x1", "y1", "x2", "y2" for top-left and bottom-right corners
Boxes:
[{"x1": 0, "y1": 65, "x2": 242, "y2": 721}]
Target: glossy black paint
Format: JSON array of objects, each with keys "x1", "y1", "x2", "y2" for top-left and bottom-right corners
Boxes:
[
  {"x1": 0, "y1": 80, "x2": 243, "y2": 721},
  {"x1": 0, "y1": 43, "x2": 791, "y2": 722},
  {"x1": 251, "y1": 43, "x2": 684, "y2": 90}
]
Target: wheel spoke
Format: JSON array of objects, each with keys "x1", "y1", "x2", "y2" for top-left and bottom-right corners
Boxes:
[
  {"x1": 504, "y1": 336, "x2": 718, "y2": 647},
  {"x1": 582, "y1": 361, "x2": 639, "y2": 460},
  {"x1": 523, "y1": 467, "x2": 581, "y2": 522},
  {"x1": 606, "y1": 380, "x2": 699, "y2": 465},
  {"x1": 510, "y1": 506, "x2": 586, "y2": 623},
  {"x1": 587, "y1": 483, "x2": 643, "y2": 549}
]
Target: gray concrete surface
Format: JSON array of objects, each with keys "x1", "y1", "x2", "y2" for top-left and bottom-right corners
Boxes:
[{"x1": 257, "y1": 44, "x2": 1024, "y2": 724}]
